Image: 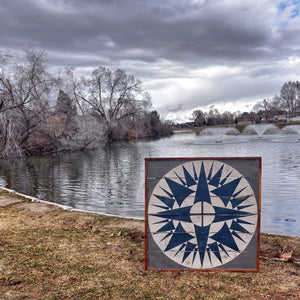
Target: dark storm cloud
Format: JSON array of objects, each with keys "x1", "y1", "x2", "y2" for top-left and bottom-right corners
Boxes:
[
  {"x1": 1, "y1": 0, "x2": 300, "y2": 121},
  {"x1": 0, "y1": 0, "x2": 281, "y2": 65}
]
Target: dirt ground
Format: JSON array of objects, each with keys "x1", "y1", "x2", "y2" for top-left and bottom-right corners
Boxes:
[{"x1": 0, "y1": 191, "x2": 299, "y2": 299}]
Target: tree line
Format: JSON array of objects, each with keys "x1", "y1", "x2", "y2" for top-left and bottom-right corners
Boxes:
[
  {"x1": 191, "y1": 80, "x2": 300, "y2": 127},
  {"x1": 0, "y1": 48, "x2": 172, "y2": 158},
  {"x1": 256, "y1": 81, "x2": 300, "y2": 122}
]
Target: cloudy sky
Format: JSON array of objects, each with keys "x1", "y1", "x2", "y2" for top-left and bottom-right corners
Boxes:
[{"x1": 1, "y1": 0, "x2": 300, "y2": 121}]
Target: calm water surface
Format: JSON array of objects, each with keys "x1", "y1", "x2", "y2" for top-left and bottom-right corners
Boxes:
[{"x1": 0, "y1": 129, "x2": 299, "y2": 237}]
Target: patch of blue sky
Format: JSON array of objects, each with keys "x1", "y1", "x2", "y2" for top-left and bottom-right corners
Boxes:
[
  {"x1": 277, "y1": 0, "x2": 300, "y2": 27},
  {"x1": 290, "y1": 8, "x2": 300, "y2": 17},
  {"x1": 278, "y1": 2, "x2": 288, "y2": 11},
  {"x1": 278, "y1": 0, "x2": 300, "y2": 13}
]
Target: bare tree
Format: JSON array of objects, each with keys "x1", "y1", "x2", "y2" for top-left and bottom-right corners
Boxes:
[
  {"x1": 1, "y1": 48, "x2": 169, "y2": 156},
  {"x1": 58, "y1": 67, "x2": 86, "y2": 115},
  {"x1": 192, "y1": 109, "x2": 206, "y2": 127},
  {"x1": 257, "y1": 98, "x2": 273, "y2": 121},
  {"x1": 261, "y1": 98, "x2": 271, "y2": 111},
  {"x1": 0, "y1": 47, "x2": 57, "y2": 156},
  {"x1": 222, "y1": 111, "x2": 234, "y2": 126},
  {"x1": 72, "y1": 66, "x2": 151, "y2": 139},
  {"x1": 57, "y1": 114, "x2": 105, "y2": 151},
  {"x1": 0, "y1": 113, "x2": 22, "y2": 157},
  {"x1": 205, "y1": 108, "x2": 221, "y2": 126},
  {"x1": 280, "y1": 81, "x2": 300, "y2": 120}
]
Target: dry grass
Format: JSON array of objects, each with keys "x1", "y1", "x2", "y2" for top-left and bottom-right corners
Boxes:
[{"x1": 0, "y1": 191, "x2": 299, "y2": 299}]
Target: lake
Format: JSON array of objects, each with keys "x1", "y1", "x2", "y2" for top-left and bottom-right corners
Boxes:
[{"x1": 0, "y1": 125, "x2": 299, "y2": 237}]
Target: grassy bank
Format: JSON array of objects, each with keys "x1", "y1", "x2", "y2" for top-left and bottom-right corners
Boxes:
[{"x1": 0, "y1": 190, "x2": 299, "y2": 299}]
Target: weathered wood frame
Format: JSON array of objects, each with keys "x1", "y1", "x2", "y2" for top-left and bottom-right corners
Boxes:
[{"x1": 145, "y1": 157, "x2": 261, "y2": 272}]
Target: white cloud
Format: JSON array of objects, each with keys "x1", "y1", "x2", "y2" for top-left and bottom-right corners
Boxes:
[
  {"x1": 280, "y1": 56, "x2": 300, "y2": 68},
  {"x1": 1, "y1": 0, "x2": 300, "y2": 122}
]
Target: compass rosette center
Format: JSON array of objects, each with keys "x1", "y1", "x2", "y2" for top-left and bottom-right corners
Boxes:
[{"x1": 190, "y1": 201, "x2": 215, "y2": 227}]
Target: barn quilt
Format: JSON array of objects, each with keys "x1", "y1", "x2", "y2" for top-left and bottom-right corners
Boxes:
[{"x1": 145, "y1": 158, "x2": 261, "y2": 271}]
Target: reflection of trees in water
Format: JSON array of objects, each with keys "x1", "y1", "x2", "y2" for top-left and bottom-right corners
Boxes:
[
  {"x1": 101, "y1": 142, "x2": 142, "y2": 211},
  {"x1": 0, "y1": 155, "x2": 62, "y2": 201},
  {"x1": 0, "y1": 134, "x2": 300, "y2": 233},
  {"x1": 0, "y1": 142, "x2": 143, "y2": 213}
]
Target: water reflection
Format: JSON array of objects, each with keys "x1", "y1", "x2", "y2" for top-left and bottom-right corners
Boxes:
[{"x1": 0, "y1": 131, "x2": 299, "y2": 236}]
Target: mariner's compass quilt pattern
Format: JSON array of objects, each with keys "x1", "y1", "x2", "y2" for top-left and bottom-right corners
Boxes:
[{"x1": 145, "y1": 158, "x2": 261, "y2": 271}]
